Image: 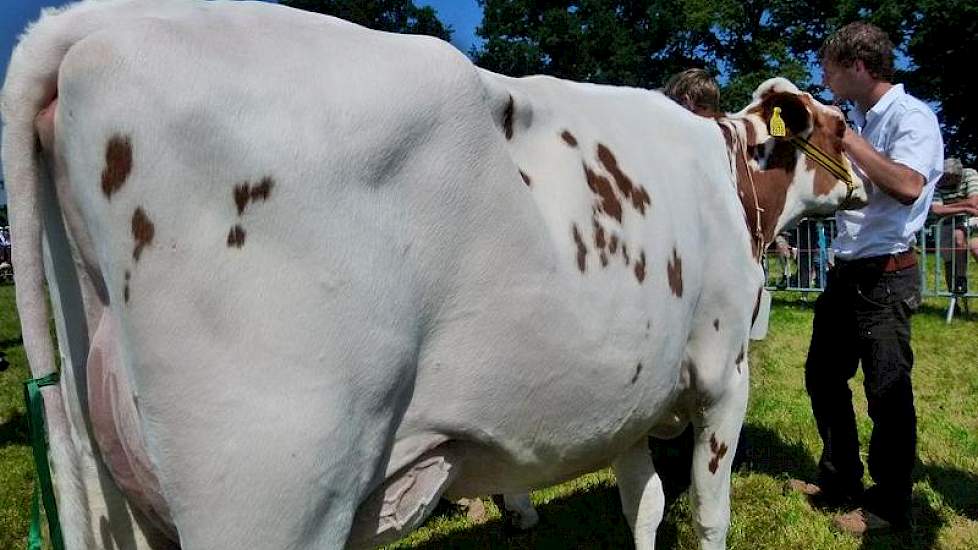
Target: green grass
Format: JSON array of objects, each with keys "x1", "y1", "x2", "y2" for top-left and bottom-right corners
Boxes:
[{"x1": 1, "y1": 285, "x2": 976, "y2": 549}]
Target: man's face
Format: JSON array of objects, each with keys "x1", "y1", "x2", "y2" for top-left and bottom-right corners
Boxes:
[{"x1": 821, "y1": 59, "x2": 859, "y2": 103}]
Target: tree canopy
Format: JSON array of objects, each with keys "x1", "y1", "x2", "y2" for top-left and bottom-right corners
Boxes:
[
  {"x1": 279, "y1": 0, "x2": 453, "y2": 42},
  {"x1": 473, "y1": 0, "x2": 977, "y2": 162},
  {"x1": 280, "y1": 0, "x2": 976, "y2": 161}
]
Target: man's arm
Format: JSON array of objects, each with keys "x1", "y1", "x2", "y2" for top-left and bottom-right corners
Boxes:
[
  {"x1": 843, "y1": 127, "x2": 925, "y2": 204},
  {"x1": 931, "y1": 201, "x2": 978, "y2": 217}
]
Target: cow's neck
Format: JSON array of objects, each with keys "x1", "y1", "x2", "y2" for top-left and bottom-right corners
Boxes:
[{"x1": 716, "y1": 117, "x2": 793, "y2": 261}]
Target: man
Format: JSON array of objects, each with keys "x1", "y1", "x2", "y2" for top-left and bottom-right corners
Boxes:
[
  {"x1": 930, "y1": 158, "x2": 978, "y2": 294},
  {"x1": 789, "y1": 22, "x2": 944, "y2": 535}
]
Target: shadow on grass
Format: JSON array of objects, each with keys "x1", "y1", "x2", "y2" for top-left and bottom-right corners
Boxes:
[
  {"x1": 734, "y1": 423, "x2": 819, "y2": 482},
  {"x1": 410, "y1": 485, "x2": 639, "y2": 549},
  {"x1": 917, "y1": 462, "x2": 978, "y2": 522},
  {"x1": 0, "y1": 411, "x2": 28, "y2": 447},
  {"x1": 0, "y1": 337, "x2": 24, "y2": 349},
  {"x1": 735, "y1": 423, "x2": 969, "y2": 548}
]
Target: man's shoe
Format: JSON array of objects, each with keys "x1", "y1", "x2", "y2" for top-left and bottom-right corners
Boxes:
[
  {"x1": 784, "y1": 478, "x2": 821, "y2": 497},
  {"x1": 833, "y1": 508, "x2": 893, "y2": 536},
  {"x1": 784, "y1": 478, "x2": 860, "y2": 508}
]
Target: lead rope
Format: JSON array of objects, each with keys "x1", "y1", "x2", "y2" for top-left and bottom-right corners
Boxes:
[{"x1": 736, "y1": 123, "x2": 767, "y2": 262}]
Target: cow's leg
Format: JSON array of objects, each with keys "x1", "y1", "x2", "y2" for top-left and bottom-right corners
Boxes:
[
  {"x1": 613, "y1": 439, "x2": 665, "y2": 550},
  {"x1": 688, "y1": 359, "x2": 749, "y2": 550},
  {"x1": 502, "y1": 492, "x2": 539, "y2": 530}
]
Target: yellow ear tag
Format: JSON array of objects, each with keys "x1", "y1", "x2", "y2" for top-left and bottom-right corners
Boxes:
[{"x1": 770, "y1": 106, "x2": 786, "y2": 138}]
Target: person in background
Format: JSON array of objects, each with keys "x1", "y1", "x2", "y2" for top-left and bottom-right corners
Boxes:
[
  {"x1": 662, "y1": 68, "x2": 721, "y2": 117},
  {"x1": 788, "y1": 22, "x2": 944, "y2": 536},
  {"x1": 930, "y1": 157, "x2": 978, "y2": 293}
]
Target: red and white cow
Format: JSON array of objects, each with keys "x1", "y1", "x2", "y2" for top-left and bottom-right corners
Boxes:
[{"x1": 2, "y1": 1, "x2": 865, "y2": 549}]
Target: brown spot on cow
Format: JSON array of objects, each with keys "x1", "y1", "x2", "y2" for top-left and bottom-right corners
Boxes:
[
  {"x1": 503, "y1": 95, "x2": 514, "y2": 140},
  {"x1": 234, "y1": 183, "x2": 251, "y2": 215},
  {"x1": 123, "y1": 271, "x2": 131, "y2": 304},
  {"x1": 227, "y1": 225, "x2": 246, "y2": 248},
  {"x1": 596, "y1": 143, "x2": 652, "y2": 215},
  {"x1": 597, "y1": 144, "x2": 634, "y2": 197},
  {"x1": 519, "y1": 170, "x2": 531, "y2": 187},
  {"x1": 667, "y1": 248, "x2": 683, "y2": 297},
  {"x1": 600, "y1": 252, "x2": 609, "y2": 267},
  {"x1": 593, "y1": 220, "x2": 606, "y2": 250},
  {"x1": 583, "y1": 163, "x2": 623, "y2": 222},
  {"x1": 101, "y1": 135, "x2": 132, "y2": 199},
  {"x1": 131, "y1": 208, "x2": 154, "y2": 262},
  {"x1": 622, "y1": 244, "x2": 630, "y2": 265},
  {"x1": 561, "y1": 130, "x2": 578, "y2": 147},
  {"x1": 714, "y1": 318, "x2": 720, "y2": 331},
  {"x1": 608, "y1": 234, "x2": 619, "y2": 254},
  {"x1": 736, "y1": 345, "x2": 746, "y2": 373},
  {"x1": 634, "y1": 251, "x2": 646, "y2": 283},
  {"x1": 631, "y1": 186, "x2": 651, "y2": 215},
  {"x1": 250, "y1": 177, "x2": 274, "y2": 202},
  {"x1": 708, "y1": 433, "x2": 729, "y2": 474},
  {"x1": 631, "y1": 363, "x2": 643, "y2": 384},
  {"x1": 571, "y1": 224, "x2": 587, "y2": 272}
]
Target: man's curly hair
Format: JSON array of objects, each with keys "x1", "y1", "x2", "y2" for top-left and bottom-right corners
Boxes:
[{"x1": 819, "y1": 22, "x2": 895, "y2": 81}]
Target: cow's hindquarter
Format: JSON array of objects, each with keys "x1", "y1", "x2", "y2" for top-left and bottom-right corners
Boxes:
[{"x1": 52, "y1": 8, "x2": 503, "y2": 548}]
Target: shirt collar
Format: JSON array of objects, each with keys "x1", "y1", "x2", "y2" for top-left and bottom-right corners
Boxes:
[{"x1": 860, "y1": 84, "x2": 904, "y2": 122}]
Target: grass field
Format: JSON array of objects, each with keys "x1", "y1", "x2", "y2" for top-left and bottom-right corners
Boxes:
[{"x1": 1, "y1": 284, "x2": 976, "y2": 549}]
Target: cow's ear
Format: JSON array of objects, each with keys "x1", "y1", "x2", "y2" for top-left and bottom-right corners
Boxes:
[{"x1": 761, "y1": 92, "x2": 811, "y2": 138}]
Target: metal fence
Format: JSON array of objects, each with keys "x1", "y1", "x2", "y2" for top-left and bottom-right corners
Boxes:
[{"x1": 764, "y1": 216, "x2": 977, "y2": 322}]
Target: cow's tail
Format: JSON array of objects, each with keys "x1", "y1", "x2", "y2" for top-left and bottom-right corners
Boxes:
[{"x1": 0, "y1": 3, "x2": 149, "y2": 547}]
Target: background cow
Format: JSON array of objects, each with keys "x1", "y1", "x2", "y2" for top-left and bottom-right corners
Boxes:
[{"x1": 2, "y1": 1, "x2": 865, "y2": 548}]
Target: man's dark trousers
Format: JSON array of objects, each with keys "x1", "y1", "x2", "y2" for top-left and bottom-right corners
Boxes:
[{"x1": 804, "y1": 256, "x2": 920, "y2": 526}]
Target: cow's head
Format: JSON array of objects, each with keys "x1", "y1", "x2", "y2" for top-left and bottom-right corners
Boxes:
[{"x1": 718, "y1": 77, "x2": 867, "y2": 257}]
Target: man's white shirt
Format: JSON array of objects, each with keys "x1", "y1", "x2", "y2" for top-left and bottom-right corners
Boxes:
[{"x1": 833, "y1": 84, "x2": 944, "y2": 260}]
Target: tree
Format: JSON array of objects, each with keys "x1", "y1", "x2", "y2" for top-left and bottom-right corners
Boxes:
[
  {"x1": 280, "y1": 0, "x2": 453, "y2": 42},
  {"x1": 474, "y1": 0, "x2": 977, "y2": 161}
]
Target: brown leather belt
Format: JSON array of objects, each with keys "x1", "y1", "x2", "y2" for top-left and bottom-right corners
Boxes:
[{"x1": 837, "y1": 250, "x2": 917, "y2": 272}]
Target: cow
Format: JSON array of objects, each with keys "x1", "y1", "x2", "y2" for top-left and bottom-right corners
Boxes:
[{"x1": 1, "y1": 1, "x2": 866, "y2": 549}]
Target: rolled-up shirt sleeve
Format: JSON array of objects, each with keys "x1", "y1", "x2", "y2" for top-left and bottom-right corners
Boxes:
[{"x1": 886, "y1": 108, "x2": 943, "y2": 181}]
